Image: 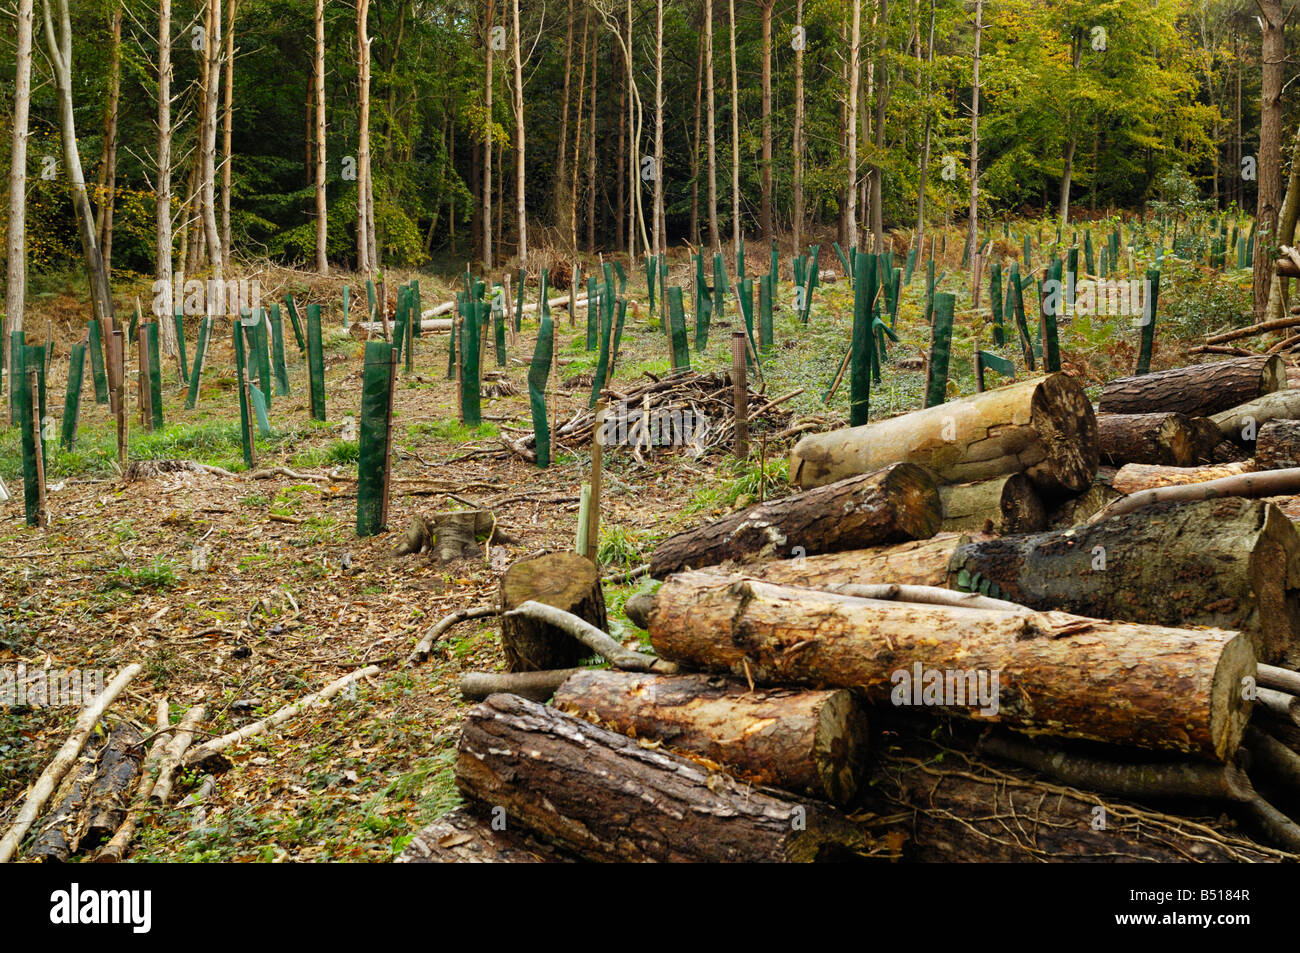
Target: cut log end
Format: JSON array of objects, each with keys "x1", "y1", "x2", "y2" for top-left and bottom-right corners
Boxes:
[
  {"x1": 1028, "y1": 371, "x2": 1100, "y2": 495},
  {"x1": 1211, "y1": 632, "x2": 1257, "y2": 761},
  {"x1": 499, "y1": 552, "x2": 606, "y2": 671}
]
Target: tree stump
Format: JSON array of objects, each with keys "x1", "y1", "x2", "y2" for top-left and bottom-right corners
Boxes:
[
  {"x1": 499, "y1": 552, "x2": 607, "y2": 671},
  {"x1": 393, "y1": 510, "x2": 499, "y2": 562}
]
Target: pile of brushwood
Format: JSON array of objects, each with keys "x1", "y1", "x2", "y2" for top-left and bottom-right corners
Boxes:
[{"x1": 403, "y1": 360, "x2": 1300, "y2": 863}]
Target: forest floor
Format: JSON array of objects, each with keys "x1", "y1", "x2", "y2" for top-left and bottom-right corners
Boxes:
[{"x1": 0, "y1": 229, "x2": 1257, "y2": 861}]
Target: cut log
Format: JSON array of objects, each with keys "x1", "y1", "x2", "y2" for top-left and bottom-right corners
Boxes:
[
  {"x1": 1098, "y1": 354, "x2": 1286, "y2": 418},
  {"x1": 81, "y1": 722, "x2": 144, "y2": 849},
  {"x1": 1095, "y1": 412, "x2": 1204, "y2": 466},
  {"x1": 790, "y1": 373, "x2": 1097, "y2": 498},
  {"x1": 499, "y1": 552, "x2": 607, "y2": 671},
  {"x1": 735, "y1": 533, "x2": 976, "y2": 589},
  {"x1": 1257, "y1": 419, "x2": 1300, "y2": 470},
  {"x1": 1045, "y1": 482, "x2": 1122, "y2": 528},
  {"x1": 349, "y1": 317, "x2": 453, "y2": 337},
  {"x1": 871, "y1": 738, "x2": 1278, "y2": 862},
  {"x1": 938, "y1": 474, "x2": 1046, "y2": 535},
  {"x1": 648, "y1": 463, "x2": 942, "y2": 579},
  {"x1": 649, "y1": 571, "x2": 1255, "y2": 760},
  {"x1": 455, "y1": 693, "x2": 867, "y2": 862},
  {"x1": 1112, "y1": 460, "x2": 1256, "y2": 495},
  {"x1": 1093, "y1": 465, "x2": 1300, "y2": 523},
  {"x1": 553, "y1": 670, "x2": 869, "y2": 805},
  {"x1": 948, "y1": 498, "x2": 1300, "y2": 665},
  {"x1": 1210, "y1": 388, "x2": 1300, "y2": 442},
  {"x1": 396, "y1": 807, "x2": 570, "y2": 863}
]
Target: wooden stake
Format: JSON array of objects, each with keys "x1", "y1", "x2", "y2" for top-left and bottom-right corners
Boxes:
[
  {"x1": 243, "y1": 375, "x2": 258, "y2": 467},
  {"x1": 731, "y1": 331, "x2": 749, "y2": 459},
  {"x1": 587, "y1": 400, "x2": 605, "y2": 564},
  {"x1": 137, "y1": 326, "x2": 153, "y2": 432},
  {"x1": 113, "y1": 330, "x2": 127, "y2": 470}
]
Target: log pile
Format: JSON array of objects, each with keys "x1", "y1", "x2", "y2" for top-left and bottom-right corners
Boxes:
[{"x1": 404, "y1": 363, "x2": 1300, "y2": 864}]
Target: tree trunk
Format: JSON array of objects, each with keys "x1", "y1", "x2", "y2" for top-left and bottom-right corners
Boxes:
[
  {"x1": 97, "y1": 2, "x2": 122, "y2": 277},
  {"x1": 4, "y1": 0, "x2": 34, "y2": 416},
  {"x1": 81, "y1": 722, "x2": 144, "y2": 849},
  {"x1": 1263, "y1": 123, "x2": 1300, "y2": 322},
  {"x1": 1253, "y1": 0, "x2": 1284, "y2": 319},
  {"x1": 40, "y1": 0, "x2": 115, "y2": 332},
  {"x1": 313, "y1": 0, "x2": 327, "y2": 273},
  {"x1": 586, "y1": 14, "x2": 597, "y2": 252},
  {"x1": 732, "y1": 532, "x2": 977, "y2": 590},
  {"x1": 397, "y1": 807, "x2": 570, "y2": 863},
  {"x1": 554, "y1": 0, "x2": 573, "y2": 238},
  {"x1": 1257, "y1": 420, "x2": 1300, "y2": 470},
  {"x1": 653, "y1": 0, "x2": 664, "y2": 255},
  {"x1": 759, "y1": 0, "x2": 773, "y2": 242},
  {"x1": 728, "y1": 0, "x2": 740, "y2": 252},
  {"x1": 792, "y1": 0, "x2": 804, "y2": 252},
  {"x1": 966, "y1": 0, "x2": 981, "y2": 263},
  {"x1": 357, "y1": 0, "x2": 374, "y2": 272},
  {"x1": 1112, "y1": 460, "x2": 1256, "y2": 495},
  {"x1": 650, "y1": 571, "x2": 1256, "y2": 759},
  {"x1": 156, "y1": 0, "x2": 173, "y2": 352},
  {"x1": 455, "y1": 693, "x2": 866, "y2": 862},
  {"x1": 201, "y1": 0, "x2": 223, "y2": 280},
  {"x1": 845, "y1": 0, "x2": 861, "y2": 248},
  {"x1": 219, "y1": 0, "x2": 236, "y2": 263},
  {"x1": 1210, "y1": 388, "x2": 1300, "y2": 443},
  {"x1": 499, "y1": 552, "x2": 607, "y2": 671},
  {"x1": 939, "y1": 474, "x2": 1045, "y2": 535},
  {"x1": 914, "y1": 0, "x2": 935, "y2": 244},
  {"x1": 1098, "y1": 355, "x2": 1285, "y2": 418},
  {"x1": 790, "y1": 373, "x2": 1099, "y2": 498},
  {"x1": 650, "y1": 463, "x2": 942, "y2": 578},
  {"x1": 690, "y1": 25, "x2": 703, "y2": 246},
  {"x1": 949, "y1": 498, "x2": 1300, "y2": 665},
  {"x1": 512, "y1": 0, "x2": 526, "y2": 263},
  {"x1": 553, "y1": 670, "x2": 869, "y2": 806},
  {"x1": 1096, "y1": 412, "x2": 1210, "y2": 467},
  {"x1": 705, "y1": 0, "x2": 718, "y2": 252}
]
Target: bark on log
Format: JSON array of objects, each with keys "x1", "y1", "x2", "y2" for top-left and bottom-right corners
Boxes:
[
  {"x1": 1257, "y1": 419, "x2": 1300, "y2": 470},
  {"x1": 649, "y1": 571, "x2": 1255, "y2": 759},
  {"x1": 81, "y1": 722, "x2": 144, "y2": 849},
  {"x1": 949, "y1": 498, "x2": 1300, "y2": 665},
  {"x1": 553, "y1": 670, "x2": 869, "y2": 805},
  {"x1": 1211, "y1": 389, "x2": 1300, "y2": 441},
  {"x1": 870, "y1": 739, "x2": 1279, "y2": 862},
  {"x1": 1112, "y1": 460, "x2": 1256, "y2": 495},
  {"x1": 499, "y1": 552, "x2": 607, "y2": 671},
  {"x1": 938, "y1": 474, "x2": 1046, "y2": 535},
  {"x1": 649, "y1": 463, "x2": 942, "y2": 579},
  {"x1": 790, "y1": 374, "x2": 1097, "y2": 498},
  {"x1": 396, "y1": 807, "x2": 571, "y2": 863},
  {"x1": 736, "y1": 533, "x2": 976, "y2": 589},
  {"x1": 452, "y1": 691, "x2": 868, "y2": 863},
  {"x1": 455, "y1": 693, "x2": 867, "y2": 862},
  {"x1": 1098, "y1": 355, "x2": 1286, "y2": 418},
  {"x1": 350, "y1": 317, "x2": 453, "y2": 338},
  {"x1": 1096, "y1": 412, "x2": 1205, "y2": 467},
  {"x1": 26, "y1": 739, "x2": 102, "y2": 862},
  {"x1": 1045, "y1": 482, "x2": 1122, "y2": 528}
]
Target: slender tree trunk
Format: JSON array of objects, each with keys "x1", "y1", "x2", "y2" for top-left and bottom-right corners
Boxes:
[
  {"x1": 483, "y1": 0, "x2": 494, "y2": 268},
  {"x1": 760, "y1": 0, "x2": 773, "y2": 243},
  {"x1": 846, "y1": 0, "x2": 861, "y2": 249},
  {"x1": 4, "y1": 0, "x2": 34, "y2": 412},
  {"x1": 555, "y1": 0, "x2": 574, "y2": 241},
  {"x1": 512, "y1": 0, "x2": 526, "y2": 263},
  {"x1": 966, "y1": 0, "x2": 981, "y2": 263},
  {"x1": 220, "y1": 0, "x2": 236, "y2": 262},
  {"x1": 792, "y1": 0, "x2": 804, "y2": 254},
  {"x1": 40, "y1": 0, "x2": 114, "y2": 329},
  {"x1": 728, "y1": 0, "x2": 741, "y2": 252},
  {"x1": 201, "y1": 0, "x2": 223, "y2": 282},
  {"x1": 586, "y1": 15, "x2": 597, "y2": 252},
  {"x1": 654, "y1": 0, "x2": 664, "y2": 255},
  {"x1": 156, "y1": 0, "x2": 173, "y2": 337},
  {"x1": 915, "y1": 0, "x2": 935, "y2": 244},
  {"x1": 357, "y1": 0, "x2": 373, "y2": 273},
  {"x1": 1265, "y1": 124, "x2": 1300, "y2": 321},
  {"x1": 314, "y1": 0, "x2": 327, "y2": 273},
  {"x1": 97, "y1": 2, "x2": 122, "y2": 277},
  {"x1": 690, "y1": 26, "x2": 703, "y2": 246},
  {"x1": 616, "y1": 40, "x2": 627, "y2": 254},
  {"x1": 570, "y1": 7, "x2": 588, "y2": 252},
  {"x1": 870, "y1": 0, "x2": 887, "y2": 248},
  {"x1": 705, "y1": 0, "x2": 719, "y2": 253},
  {"x1": 1253, "y1": 0, "x2": 1284, "y2": 320}
]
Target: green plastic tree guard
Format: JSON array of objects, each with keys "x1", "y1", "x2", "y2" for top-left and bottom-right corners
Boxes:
[
  {"x1": 306, "y1": 303, "x2": 326, "y2": 422},
  {"x1": 88, "y1": 319, "x2": 109, "y2": 405},
  {"x1": 528, "y1": 272, "x2": 554, "y2": 468},
  {"x1": 357, "y1": 340, "x2": 396, "y2": 537},
  {"x1": 925, "y1": 292, "x2": 955, "y2": 408},
  {"x1": 269, "y1": 303, "x2": 291, "y2": 397}
]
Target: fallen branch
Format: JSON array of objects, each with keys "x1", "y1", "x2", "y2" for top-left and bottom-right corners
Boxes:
[
  {"x1": 458, "y1": 668, "x2": 583, "y2": 702},
  {"x1": 503, "y1": 601, "x2": 677, "y2": 674},
  {"x1": 149, "y1": 704, "x2": 207, "y2": 805},
  {"x1": 1256, "y1": 687, "x2": 1300, "y2": 727},
  {"x1": 601, "y1": 563, "x2": 650, "y2": 585},
  {"x1": 1244, "y1": 726, "x2": 1300, "y2": 795},
  {"x1": 1089, "y1": 467, "x2": 1300, "y2": 523},
  {"x1": 1259, "y1": 663, "x2": 1300, "y2": 696},
  {"x1": 1205, "y1": 313, "x2": 1300, "y2": 345},
  {"x1": 183, "y1": 666, "x2": 380, "y2": 766},
  {"x1": 0, "y1": 662, "x2": 142, "y2": 864},
  {"x1": 820, "y1": 582, "x2": 1027, "y2": 614},
  {"x1": 408, "y1": 605, "x2": 499, "y2": 664}
]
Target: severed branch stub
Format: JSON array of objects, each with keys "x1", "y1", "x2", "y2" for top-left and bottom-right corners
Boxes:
[
  {"x1": 503, "y1": 601, "x2": 677, "y2": 674},
  {"x1": 408, "y1": 604, "x2": 500, "y2": 664}
]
